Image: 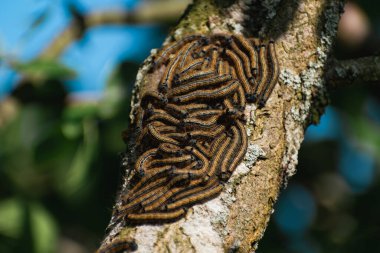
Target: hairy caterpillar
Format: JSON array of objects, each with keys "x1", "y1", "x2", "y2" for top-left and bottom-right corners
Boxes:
[{"x1": 108, "y1": 34, "x2": 280, "y2": 250}]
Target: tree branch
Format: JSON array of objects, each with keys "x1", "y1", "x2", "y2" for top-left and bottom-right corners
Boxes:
[
  {"x1": 99, "y1": 0, "x2": 345, "y2": 252},
  {"x1": 326, "y1": 56, "x2": 380, "y2": 87},
  {"x1": 13, "y1": 0, "x2": 190, "y2": 87},
  {"x1": 41, "y1": 0, "x2": 191, "y2": 59}
]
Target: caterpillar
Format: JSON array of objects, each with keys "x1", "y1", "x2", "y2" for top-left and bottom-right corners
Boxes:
[
  {"x1": 96, "y1": 238, "x2": 137, "y2": 253},
  {"x1": 114, "y1": 33, "x2": 279, "y2": 226}
]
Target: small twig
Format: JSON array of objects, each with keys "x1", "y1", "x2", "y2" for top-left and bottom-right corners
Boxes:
[
  {"x1": 41, "y1": 0, "x2": 192, "y2": 59},
  {"x1": 326, "y1": 56, "x2": 380, "y2": 87}
]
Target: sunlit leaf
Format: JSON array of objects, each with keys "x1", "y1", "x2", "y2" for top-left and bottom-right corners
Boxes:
[
  {"x1": 61, "y1": 121, "x2": 82, "y2": 139},
  {"x1": 62, "y1": 103, "x2": 98, "y2": 139},
  {"x1": 29, "y1": 203, "x2": 58, "y2": 253},
  {"x1": 98, "y1": 83, "x2": 125, "y2": 119},
  {"x1": 63, "y1": 103, "x2": 99, "y2": 121},
  {"x1": 347, "y1": 114, "x2": 380, "y2": 164},
  {"x1": 12, "y1": 59, "x2": 76, "y2": 82},
  {"x1": 98, "y1": 65, "x2": 125, "y2": 119},
  {"x1": 58, "y1": 118, "x2": 99, "y2": 197},
  {"x1": 98, "y1": 61, "x2": 137, "y2": 119},
  {"x1": 0, "y1": 198, "x2": 24, "y2": 238}
]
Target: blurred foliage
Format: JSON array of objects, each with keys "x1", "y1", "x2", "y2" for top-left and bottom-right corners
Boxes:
[
  {"x1": 0, "y1": 0, "x2": 379, "y2": 253},
  {"x1": 12, "y1": 59, "x2": 76, "y2": 83},
  {"x1": 0, "y1": 58, "x2": 139, "y2": 252}
]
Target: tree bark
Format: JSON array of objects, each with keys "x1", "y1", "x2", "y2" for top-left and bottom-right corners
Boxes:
[
  {"x1": 326, "y1": 56, "x2": 380, "y2": 87},
  {"x1": 99, "y1": 0, "x2": 345, "y2": 252}
]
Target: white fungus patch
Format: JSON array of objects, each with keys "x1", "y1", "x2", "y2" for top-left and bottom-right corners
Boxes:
[
  {"x1": 281, "y1": 116, "x2": 304, "y2": 179},
  {"x1": 244, "y1": 104, "x2": 257, "y2": 126},
  {"x1": 208, "y1": 194, "x2": 232, "y2": 232},
  {"x1": 246, "y1": 127, "x2": 252, "y2": 137},
  {"x1": 244, "y1": 144, "x2": 266, "y2": 168},
  {"x1": 233, "y1": 163, "x2": 251, "y2": 178},
  {"x1": 134, "y1": 225, "x2": 163, "y2": 252},
  {"x1": 225, "y1": 2, "x2": 248, "y2": 34},
  {"x1": 181, "y1": 201, "x2": 225, "y2": 253},
  {"x1": 280, "y1": 69, "x2": 302, "y2": 90}
]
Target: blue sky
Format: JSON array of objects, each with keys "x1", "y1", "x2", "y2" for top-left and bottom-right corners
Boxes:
[{"x1": 0, "y1": 0, "x2": 163, "y2": 99}]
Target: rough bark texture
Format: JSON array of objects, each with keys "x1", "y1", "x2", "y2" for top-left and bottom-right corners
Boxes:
[
  {"x1": 326, "y1": 56, "x2": 380, "y2": 87},
  {"x1": 100, "y1": 0, "x2": 345, "y2": 252}
]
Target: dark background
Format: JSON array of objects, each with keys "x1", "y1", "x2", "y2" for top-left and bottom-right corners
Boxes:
[{"x1": 0, "y1": 0, "x2": 379, "y2": 252}]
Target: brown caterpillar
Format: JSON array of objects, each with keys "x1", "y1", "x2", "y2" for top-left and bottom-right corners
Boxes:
[
  {"x1": 96, "y1": 238, "x2": 137, "y2": 253},
  {"x1": 114, "y1": 33, "x2": 279, "y2": 225}
]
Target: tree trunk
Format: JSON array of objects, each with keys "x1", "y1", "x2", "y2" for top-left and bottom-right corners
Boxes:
[{"x1": 99, "y1": 0, "x2": 345, "y2": 252}]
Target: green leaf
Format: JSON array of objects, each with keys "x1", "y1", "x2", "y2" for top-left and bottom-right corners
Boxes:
[
  {"x1": 0, "y1": 198, "x2": 24, "y2": 238},
  {"x1": 61, "y1": 121, "x2": 82, "y2": 139},
  {"x1": 58, "y1": 118, "x2": 99, "y2": 197},
  {"x1": 12, "y1": 59, "x2": 76, "y2": 81},
  {"x1": 98, "y1": 83, "x2": 126, "y2": 119},
  {"x1": 63, "y1": 103, "x2": 99, "y2": 121},
  {"x1": 98, "y1": 61, "x2": 137, "y2": 119},
  {"x1": 29, "y1": 203, "x2": 58, "y2": 253},
  {"x1": 348, "y1": 115, "x2": 380, "y2": 162},
  {"x1": 61, "y1": 103, "x2": 99, "y2": 139}
]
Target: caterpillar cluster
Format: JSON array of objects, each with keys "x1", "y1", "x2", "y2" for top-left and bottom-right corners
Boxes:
[{"x1": 116, "y1": 33, "x2": 279, "y2": 224}]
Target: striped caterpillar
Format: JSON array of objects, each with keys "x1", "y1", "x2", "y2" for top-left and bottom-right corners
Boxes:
[
  {"x1": 96, "y1": 238, "x2": 137, "y2": 253},
  {"x1": 114, "y1": 33, "x2": 279, "y2": 227}
]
